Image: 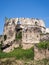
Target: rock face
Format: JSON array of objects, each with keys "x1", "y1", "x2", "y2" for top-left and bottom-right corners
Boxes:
[
  {"x1": 0, "y1": 18, "x2": 49, "y2": 52},
  {"x1": 34, "y1": 44, "x2": 49, "y2": 60}
]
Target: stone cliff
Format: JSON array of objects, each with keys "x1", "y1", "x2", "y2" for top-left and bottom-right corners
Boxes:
[{"x1": 0, "y1": 18, "x2": 49, "y2": 53}]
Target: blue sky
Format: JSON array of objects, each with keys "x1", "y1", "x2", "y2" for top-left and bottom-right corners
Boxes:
[{"x1": 0, "y1": 0, "x2": 49, "y2": 34}]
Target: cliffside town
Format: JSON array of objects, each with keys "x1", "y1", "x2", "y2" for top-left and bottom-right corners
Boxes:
[{"x1": 0, "y1": 18, "x2": 49, "y2": 53}]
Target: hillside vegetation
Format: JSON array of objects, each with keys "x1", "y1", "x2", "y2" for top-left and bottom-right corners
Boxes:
[{"x1": 0, "y1": 47, "x2": 34, "y2": 60}]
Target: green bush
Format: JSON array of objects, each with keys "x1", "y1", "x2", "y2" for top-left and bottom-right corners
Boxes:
[{"x1": 37, "y1": 41, "x2": 49, "y2": 50}]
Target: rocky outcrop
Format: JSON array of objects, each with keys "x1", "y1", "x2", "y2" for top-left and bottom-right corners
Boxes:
[
  {"x1": 0, "y1": 18, "x2": 49, "y2": 53},
  {"x1": 0, "y1": 58, "x2": 49, "y2": 65}
]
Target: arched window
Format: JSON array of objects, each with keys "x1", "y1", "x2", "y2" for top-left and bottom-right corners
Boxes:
[
  {"x1": 4, "y1": 35, "x2": 7, "y2": 41},
  {"x1": 35, "y1": 21, "x2": 38, "y2": 25}
]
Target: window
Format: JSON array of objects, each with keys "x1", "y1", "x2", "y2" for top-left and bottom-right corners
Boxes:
[
  {"x1": 12, "y1": 19, "x2": 15, "y2": 24},
  {"x1": 4, "y1": 35, "x2": 7, "y2": 41},
  {"x1": 35, "y1": 21, "x2": 38, "y2": 25},
  {"x1": 37, "y1": 35, "x2": 39, "y2": 38}
]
